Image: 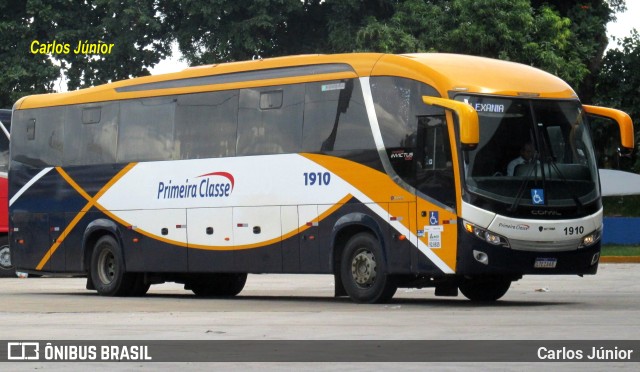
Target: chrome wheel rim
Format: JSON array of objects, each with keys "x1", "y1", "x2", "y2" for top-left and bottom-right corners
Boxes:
[
  {"x1": 351, "y1": 250, "x2": 377, "y2": 288},
  {"x1": 97, "y1": 249, "x2": 116, "y2": 285},
  {"x1": 0, "y1": 245, "x2": 12, "y2": 269}
]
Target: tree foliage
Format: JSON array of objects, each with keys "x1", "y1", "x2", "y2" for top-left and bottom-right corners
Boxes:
[
  {"x1": 597, "y1": 30, "x2": 640, "y2": 121},
  {"x1": 161, "y1": 0, "x2": 621, "y2": 94},
  {"x1": 0, "y1": 1, "x2": 59, "y2": 108},
  {"x1": 595, "y1": 29, "x2": 640, "y2": 171},
  {"x1": 160, "y1": 0, "x2": 302, "y2": 64},
  {"x1": 56, "y1": 0, "x2": 171, "y2": 90},
  {"x1": 0, "y1": 0, "x2": 635, "y2": 125},
  {"x1": 536, "y1": 0, "x2": 625, "y2": 102},
  {"x1": 0, "y1": 0, "x2": 171, "y2": 107},
  {"x1": 362, "y1": 0, "x2": 589, "y2": 87}
]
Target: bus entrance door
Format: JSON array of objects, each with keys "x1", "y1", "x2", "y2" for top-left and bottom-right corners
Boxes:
[
  {"x1": 413, "y1": 116, "x2": 458, "y2": 273},
  {"x1": 415, "y1": 201, "x2": 457, "y2": 273}
]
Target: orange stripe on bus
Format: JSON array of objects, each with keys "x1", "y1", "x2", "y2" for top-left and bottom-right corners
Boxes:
[
  {"x1": 176, "y1": 194, "x2": 355, "y2": 251},
  {"x1": 35, "y1": 164, "x2": 138, "y2": 270}
]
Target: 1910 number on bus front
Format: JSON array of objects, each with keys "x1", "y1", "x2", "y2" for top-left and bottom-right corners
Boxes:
[
  {"x1": 564, "y1": 226, "x2": 584, "y2": 236},
  {"x1": 303, "y1": 172, "x2": 331, "y2": 186}
]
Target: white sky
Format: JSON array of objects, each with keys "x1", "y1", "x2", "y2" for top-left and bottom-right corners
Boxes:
[
  {"x1": 149, "y1": 41, "x2": 189, "y2": 75},
  {"x1": 607, "y1": 0, "x2": 640, "y2": 47}
]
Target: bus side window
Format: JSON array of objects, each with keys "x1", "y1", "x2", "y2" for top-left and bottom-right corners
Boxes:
[
  {"x1": 415, "y1": 116, "x2": 455, "y2": 208},
  {"x1": 175, "y1": 90, "x2": 239, "y2": 159},
  {"x1": 64, "y1": 103, "x2": 118, "y2": 166},
  {"x1": 418, "y1": 116, "x2": 451, "y2": 169},
  {"x1": 237, "y1": 84, "x2": 304, "y2": 156},
  {"x1": 12, "y1": 107, "x2": 65, "y2": 166},
  {"x1": 588, "y1": 115, "x2": 624, "y2": 169},
  {"x1": 117, "y1": 97, "x2": 177, "y2": 162},
  {"x1": 302, "y1": 79, "x2": 374, "y2": 152}
]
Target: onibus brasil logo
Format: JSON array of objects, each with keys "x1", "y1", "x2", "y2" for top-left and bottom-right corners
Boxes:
[{"x1": 157, "y1": 172, "x2": 235, "y2": 200}]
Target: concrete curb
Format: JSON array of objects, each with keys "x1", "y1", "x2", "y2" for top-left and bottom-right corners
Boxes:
[{"x1": 600, "y1": 256, "x2": 640, "y2": 263}]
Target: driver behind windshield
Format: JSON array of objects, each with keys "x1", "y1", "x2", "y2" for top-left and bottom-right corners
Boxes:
[{"x1": 507, "y1": 142, "x2": 534, "y2": 176}]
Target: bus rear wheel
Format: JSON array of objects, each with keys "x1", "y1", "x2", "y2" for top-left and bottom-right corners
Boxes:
[
  {"x1": 0, "y1": 236, "x2": 15, "y2": 277},
  {"x1": 127, "y1": 273, "x2": 150, "y2": 297},
  {"x1": 340, "y1": 232, "x2": 397, "y2": 304},
  {"x1": 458, "y1": 276, "x2": 511, "y2": 302},
  {"x1": 187, "y1": 273, "x2": 247, "y2": 297},
  {"x1": 90, "y1": 236, "x2": 135, "y2": 296}
]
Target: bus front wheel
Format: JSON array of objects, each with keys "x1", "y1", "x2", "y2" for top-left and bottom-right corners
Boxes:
[
  {"x1": 458, "y1": 276, "x2": 511, "y2": 302},
  {"x1": 90, "y1": 235, "x2": 135, "y2": 296},
  {"x1": 340, "y1": 232, "x2": 397, "y2": 304}
]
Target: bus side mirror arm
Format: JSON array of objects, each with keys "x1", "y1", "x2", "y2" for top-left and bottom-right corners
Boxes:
[
  {"x1": 422, "y1": 96, "x2": 479, "y2": 150},
  {"x1": 583, "y1": 105, "x2": 635, "y2": 151}
]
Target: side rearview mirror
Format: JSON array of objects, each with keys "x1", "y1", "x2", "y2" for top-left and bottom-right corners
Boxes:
[
  {"x1": 583, "y1": 105, "x2": 634, "y2": 150},
  {"x1": 423, "y1": 96, "x2": 479, "y2": 150}
]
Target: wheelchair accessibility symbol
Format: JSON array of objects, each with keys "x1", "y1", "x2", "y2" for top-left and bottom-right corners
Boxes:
[
  {"x1": 429, "y1": 211, "x2": 439, "y2": 226},
  {"x1": 531, "y1": 189, "x2": 545, "y2": 205}
]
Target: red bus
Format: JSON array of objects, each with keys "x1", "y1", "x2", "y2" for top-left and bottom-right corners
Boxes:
[{"x1": 0, "y1": 109, "x2": 12, "y2": 276}]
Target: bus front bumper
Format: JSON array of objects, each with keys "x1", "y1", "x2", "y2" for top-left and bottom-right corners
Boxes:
[{"x1": 457, "y1": 232, "x2": 601, "y2": 276}]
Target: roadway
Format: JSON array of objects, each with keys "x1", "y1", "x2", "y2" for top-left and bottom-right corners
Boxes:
[{"x1": 0, "y1": 264, "x2": 638, "y2": 370}]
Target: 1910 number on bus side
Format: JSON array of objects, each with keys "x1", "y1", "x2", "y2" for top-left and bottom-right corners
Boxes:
[{"x1": 304, "y1": 172, "x2": 331, "y2": 186}]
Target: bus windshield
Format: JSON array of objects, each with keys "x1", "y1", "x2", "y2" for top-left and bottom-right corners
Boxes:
[{"x1": 455, "y1": 96, "x2": 599, "y2": 210}]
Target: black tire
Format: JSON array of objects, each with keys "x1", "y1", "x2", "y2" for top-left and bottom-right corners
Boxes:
[
  {"x1": 340, "y1": 232, "x2": 397, "y2": 304},
  {"x1": 188, "y1": 273, "x2": 247, "y2": 297},
  {"x1": 127, "y1": 273, "x2": 150, "y2": 297},
  {"x1": 0, "y1": 235, "x2": 15, "y2": 277},
  {"x1": 90, "y1": 235, "x2": 135, "y2": 296},
  {"x1": 458, "y1": 276, "x2": 511, "y2": 302}
]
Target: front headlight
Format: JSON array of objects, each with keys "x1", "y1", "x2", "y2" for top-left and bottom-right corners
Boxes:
[
  {"x1": 579, "y1": 229, "x2": 601, "y2": 248},
  {"x1": 484, "y1": 232, "x2": 504, "y2": 245},
  {"x1": 464, "y1": 221, "x2": 510, "y2": 248}
]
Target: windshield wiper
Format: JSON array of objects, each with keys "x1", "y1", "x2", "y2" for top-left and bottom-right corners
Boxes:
[
  {"x1": 508, "y1": 150, "x2": 540, "y2": 213},
  {"x1": 509, "y1": 113, "x2": 546, "y2": 214},
  {"x1": 532, "y1": 112, "x2": 585, "y2": 212},
  {"x1": 537, "y1": 130, "x2": 584, "y2": 213},
  {"x1": 547, "y1": 157, "x2": 584, "y2": 212}
]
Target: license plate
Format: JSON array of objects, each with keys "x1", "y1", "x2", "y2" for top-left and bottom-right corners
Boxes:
[{"x1": 534, "y1": 258, "x2": 557, "y2": 269}]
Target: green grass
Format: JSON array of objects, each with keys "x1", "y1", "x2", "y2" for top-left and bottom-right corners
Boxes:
[{"x1": 601, "y1": 244, "x2": 640, "y2": 256}]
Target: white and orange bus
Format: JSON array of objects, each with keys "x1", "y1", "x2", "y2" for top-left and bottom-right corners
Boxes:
[{"x1": 8, "y1": 53, "x2": 634, "y2": 302}]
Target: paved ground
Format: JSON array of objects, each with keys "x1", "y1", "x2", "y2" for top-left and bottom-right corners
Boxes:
[{"x1": 0, "y1": 264, "x2": 638, "y2": 370}]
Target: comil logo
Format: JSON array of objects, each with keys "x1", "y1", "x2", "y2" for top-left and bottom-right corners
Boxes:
[{"x1": 157, "y1": 172, "x2": 235, "y2": 200}]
